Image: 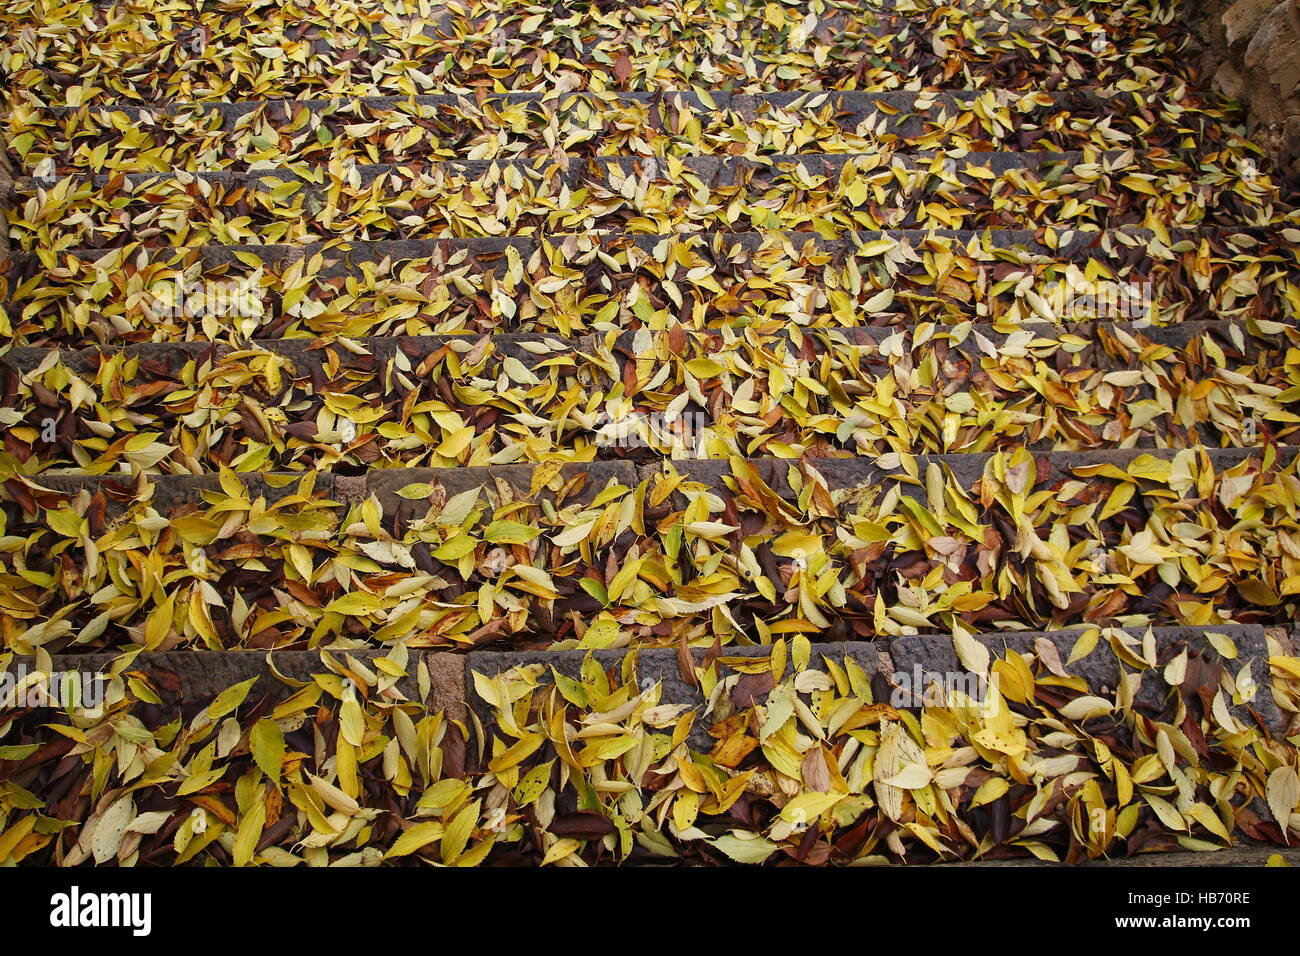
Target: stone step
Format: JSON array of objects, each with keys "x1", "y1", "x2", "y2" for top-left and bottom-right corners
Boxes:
[
  {"x1": 6, "y1": 228, "x2": 1295, "y2": 349},
  {"x1": 886, "y1": 623, "x2": 1283, "y2": 731},
  {"x1": 13, "y1": 6, "x2": 1188, "y2": 105},
  {"x1": 20, "y1": 9, "x2": 1155, "y2": 58},
  {"x1": 464, "y1": 623, "x2": 1285, "y2": 736},
  {"x1": 9, "y1": 151, "x2": 1290, "y2": 254},
  {"x1": 16, "y1": 88, "x2": 1158, "y2": 122},
  {"x1": 4, "y1": 320, "x2": 1296, "y2": 474},
  {"x1": 6, "y1": 148, "x2": 1206, "y2": 190},
  {"x1": 1, "y1": 227, "x2": 1185, "y2": 271},
  {"x1": 21, "y1": 447, "x2": 1292, "y2": 511},
  {"x1": 22, "y1": 647, "x2": 467, "y2": 717},
  {"x1": 10, "y1": 89, "x2": 1218, "y2": 177},
  {"x1": 4, "y1": 317, "x2": 1284, "y2": 372},
  {"x1": 646, "y1": 444, "x2": 1297, "y2": 494},
  {"x1": 7, "y1": 609, "x2": 1287, "y2": 861},
  {"x1": 11, "y1": 623, "x2": 1286, "y2": 745},
  {"x1": 458, "y1": 621, "x2": 1291, "y2": 854},
  {"x1": 465, "y1": 640, "x2": 884, "y2": 750},
  {"x1": 6, "y1": 447, "x2": 1298, "y2": 653}
]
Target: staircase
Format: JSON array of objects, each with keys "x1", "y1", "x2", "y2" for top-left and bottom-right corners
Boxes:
[{"x1": 1, "y1": 0, "x2": 1299, "y2": 866}]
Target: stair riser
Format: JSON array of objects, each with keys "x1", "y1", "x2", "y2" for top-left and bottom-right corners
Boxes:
[
  {"x1": 465, "y1": 625, "x2": 1283, "y2": 737},
  {"x1": 15, "y1": 628, "x2": 1275, "y2": 737}
]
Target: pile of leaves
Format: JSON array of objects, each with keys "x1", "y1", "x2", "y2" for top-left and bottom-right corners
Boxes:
[
  {"x1": 4, "y1": 321, "x2": 1300, "y2": 475},
  {"x1": 4, "y1": 452, "x2": 1300, "y2": 654},
  {"x1": 1, "y1": 0, "x2": 1202, "y2": 103},
  {"x1": 1, "y1": 631, "x2": 1296, "y2": 865},
  {"x1": 8, "y1": 151, "x2": 1294, "y2": 254},
  {"x1": 2, "y1": 90, "x2": 1268, "y2": 177},
  {"x1": 5, "y1": 231, "x2": 1299, "y2": 349},
  {"x1": 3, "y1": 0, "x2": 1300, "y2": 866}
]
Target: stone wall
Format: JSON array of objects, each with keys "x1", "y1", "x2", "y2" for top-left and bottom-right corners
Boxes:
[{"x1": 1195, "y1": 0, "x2": 1300, "y2": 179}]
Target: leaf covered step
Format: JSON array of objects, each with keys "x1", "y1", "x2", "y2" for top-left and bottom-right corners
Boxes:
[
  {"x1": 4, "y1": 320, "x2": 1298, "y2": 475},
  {"x1": 3, "y1": 0, "x2": 1298, "y2": 869},
  {"x1": 7, "y1": 229, "x2": 1296, "y2": 347},
  {"x1": 886, "y1": 624, "x2": 1282, "y2": 732},
  {"x1": 7, "y1": 89, "x2": 1241, "y2": 176},
  {"x1": 27, "y1": 644, "x2": 466, "y2": 714},
  {"x1": 4, "y1": 0, "x2": 1192, "y2": 103},
  {"x1": 467, "y1": 623, "x2": 1284, "y2": 749},
  {"x1": 0, "y1": 643, "x2": 477, "y2": 866},
  {"x1": 466, "y1": 640, "x2": 885, "y2": 749},
  {"x1": 5, "y1": 629, "x2": 1293, "y2": 865},
  {"x1": 4, "y1": 448, "x2": 1300, "y2": 653},
  {"x1": 13, "y1": 151, "x2": 1292, "y2": 252},
  {"x1": 463, "y1": 628, "x2": 1292, "y2": 860}
]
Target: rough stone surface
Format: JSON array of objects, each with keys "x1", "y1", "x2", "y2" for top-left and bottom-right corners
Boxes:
[
  {"x1": 1272, "y1": 41, "x2": 1300, "y2": 93},
  {"x1": 333, "y1": 474, "x2": 367, "y2": 504},
  {"x1": 887, "y1": 625, "x2": 1285, "y2": 734},
  {"x1": 1226, "y1": 0, "x2": 1278, "y2": 46},
  {"x1": 1199, "y1": 0, "x2": 1300, "y2": 175},
  {"x1": 20, "y1": 472, "x2": 335, "y2": 516},
  {"x1": 20, "y1": 649, "x2": 466, "y2": 718},
  {"x1": 1244, "y1": 4, "x2": 1291, "y2": 70},
  {"x1": 1216, "y1": 59, "x2": 1248, "y2": 97}
]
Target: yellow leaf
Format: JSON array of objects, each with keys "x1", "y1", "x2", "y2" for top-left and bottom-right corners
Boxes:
[
  {"x1": 385, "y1": 821, "x2": 446, "y2": 858},
  {"x1": 541, "y1": 837, "x2": 581, "y2": 866},
  {"x1": 970, "y1": 777, "x2": 1009, "y2": 809}
]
